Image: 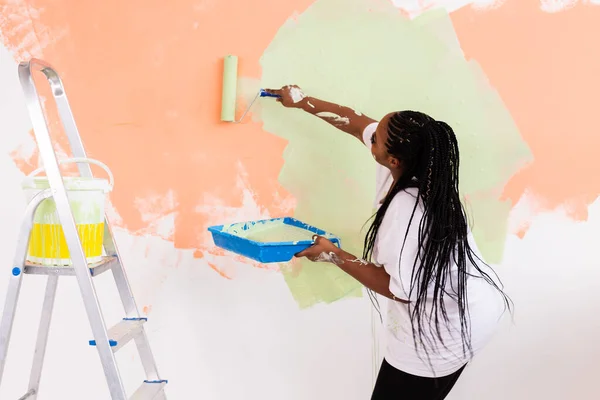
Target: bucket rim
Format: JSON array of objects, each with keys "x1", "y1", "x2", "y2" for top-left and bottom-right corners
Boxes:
[
  {"x1": 26, "y1": 157, "x2": 114, "y2": 192},
  {"x1": 21, "y1": 176, "x2": 112, "y2": 192}
]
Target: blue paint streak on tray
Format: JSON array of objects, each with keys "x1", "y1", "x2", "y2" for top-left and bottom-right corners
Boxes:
[{"x1": 207, "y1": 217, "x2": 341, "y2": 263}]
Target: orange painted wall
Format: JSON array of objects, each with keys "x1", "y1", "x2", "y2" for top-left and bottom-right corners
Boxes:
[
  {"x1": 2, "y1": 0, "x2": 316, "y2": 254},
  {"x1": 451, "y1": 1, "x2": 600, "y2": 222},
  {"x1": 2, "y1": 0, "x2": 599, "y2": 274}
]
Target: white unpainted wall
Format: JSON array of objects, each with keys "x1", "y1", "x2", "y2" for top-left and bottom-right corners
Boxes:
[
  {"x1": 0, "y1": 43, "x2": 599, "y2": 399},
  {"x1": 391, "y1": 0, "x2": 600, "y2": 18}
]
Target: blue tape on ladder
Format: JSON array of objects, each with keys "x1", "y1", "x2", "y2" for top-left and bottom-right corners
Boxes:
[
  {"x1": 11, "y1": 267, "x2": 21, "y2": 276},
  {"x1": 89, "y1": 339, "x2": 117, "y2": 347},
  {"x1": 144, "y1": 379, "x2": 168, "y2": 384},
  {"x1": 123, "y1": 317, "x2": 148, "y2": 321}
]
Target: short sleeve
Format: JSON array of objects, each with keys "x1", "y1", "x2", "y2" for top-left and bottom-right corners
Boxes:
[
  {"x1": 362, "y1": 122, "x2": 378, "y2": 149},
  {"x1": 375, "y1": 190, "x2": 422, "y2": 301}
]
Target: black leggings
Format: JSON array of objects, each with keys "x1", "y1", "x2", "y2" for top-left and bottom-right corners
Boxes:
[{"x1": 371, "y1": 358, "x2": 466, "y2": 400}]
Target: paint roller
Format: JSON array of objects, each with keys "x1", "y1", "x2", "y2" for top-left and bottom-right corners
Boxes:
[{"x1": 220, "y1": 54, "x2": 280, "y2": 123}]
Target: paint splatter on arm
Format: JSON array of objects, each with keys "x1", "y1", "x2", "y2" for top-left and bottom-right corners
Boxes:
[
  {"x1": 264, "y1": 85, "x2": 375, "y2": 142},
  {"x1": 295, "y1": 236, "x2": 408, "y2": 303},
  {"x1": 333, "y1": 249, "x2": 409, "y2": 303}
]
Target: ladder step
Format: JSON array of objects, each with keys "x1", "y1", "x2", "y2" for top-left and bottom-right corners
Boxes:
[
  {"x1": 23, "y1": 256, "x2": 117, "y2": 277},
  {"x1": 89, "y1": 317, "x2": 147, "y2": 352},
  {"x1": 130, "y1": 380, "x2": 168, "y2": 400},
  {"x1": 17, "y1": 389, "x2": 35, "y2": 400}
]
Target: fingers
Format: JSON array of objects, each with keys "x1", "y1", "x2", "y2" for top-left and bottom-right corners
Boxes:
[
  {"x1": 295, "y1": 245, "x2": 313, "y2": 258},
  {"x1": 294, "y1": 250, "x2": 306, "y2": 258},
  {"x1": 295, "y1": 251, "x2": 318, "y2": 262},
  {"x1": 264, "y1": 86, "x2": 291, "y2": 95},
  {"x1": 294, "y1": 234, "x2": 326, "y2": 259},
  {"x1": 265, "y1": 87, "x2": 285, "y2": 104},
  {"x1": 295, "y1": 235, "x2": 318, "y2": 258},
  {"x1": 264, "y1": 85, "x2": 298, "y2": 95},
  {"x1": 264, "y1": 88, "x2": 282, "y2": 96}
]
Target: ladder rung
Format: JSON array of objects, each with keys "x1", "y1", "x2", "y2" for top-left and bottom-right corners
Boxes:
[
  {"x1": 89, "y1": 318, "x2": 147, "y2": 352},
  {"x1": 129, "y1": 380, "x2": 167, "y2": 400},
  {"x1": 23, "y1": 256, "x2": 117, "y2": 277}
]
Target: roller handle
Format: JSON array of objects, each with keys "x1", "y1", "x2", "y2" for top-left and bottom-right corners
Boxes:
[{"x1": 259, "y1": 89, "x2": 281, "y2": 98}]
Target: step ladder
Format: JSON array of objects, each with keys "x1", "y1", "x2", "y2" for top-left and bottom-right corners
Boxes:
[{"x1": 0, "y1": 59, "x2": 167, "y2": 399}]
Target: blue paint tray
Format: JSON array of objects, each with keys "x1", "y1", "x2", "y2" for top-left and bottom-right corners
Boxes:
[{"x1": 207, "y1": 217, "x2": 341, "y2": 263}]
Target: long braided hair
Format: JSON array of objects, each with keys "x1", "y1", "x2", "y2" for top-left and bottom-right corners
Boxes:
[{"x1": 362, "y1": 110, "x2": 512, "y2": 365}]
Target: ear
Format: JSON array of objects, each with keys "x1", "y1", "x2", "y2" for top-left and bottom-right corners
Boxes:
[{"x1": 388, "y1": 156, "x2": 401, "y2": 168}]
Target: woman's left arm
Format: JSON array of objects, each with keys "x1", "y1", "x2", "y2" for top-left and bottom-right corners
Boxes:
[{"x1": 295, "y1": 236, "x2": 409, "y2": 304}]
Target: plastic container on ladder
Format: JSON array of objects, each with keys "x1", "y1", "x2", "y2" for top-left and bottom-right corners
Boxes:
[{"x1": 21, "y1": 157, "x2": 114, "y2": 266}]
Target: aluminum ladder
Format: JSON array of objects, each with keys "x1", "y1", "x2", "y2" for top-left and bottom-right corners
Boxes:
[{"x1": 0, "y1": 59, "x2": 167, "y2": 399}]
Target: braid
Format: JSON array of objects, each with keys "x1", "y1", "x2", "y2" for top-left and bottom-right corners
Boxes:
[{"x1": 363, "y1": 111, "x2": 512, "y2": 368}]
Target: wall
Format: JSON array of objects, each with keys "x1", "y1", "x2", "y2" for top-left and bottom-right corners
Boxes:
[{"x1": 0, "y1": 0, "x2": 599, "y2": 398}]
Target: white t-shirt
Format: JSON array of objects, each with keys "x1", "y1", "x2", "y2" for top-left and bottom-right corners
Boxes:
[{"x1": 362, "y1": 122, "x2": 506, "y2": 378}]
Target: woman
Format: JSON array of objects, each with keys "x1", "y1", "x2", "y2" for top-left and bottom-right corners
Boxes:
[{"x1": 266, "y1": 85, "x2": 511, "y2": 400}]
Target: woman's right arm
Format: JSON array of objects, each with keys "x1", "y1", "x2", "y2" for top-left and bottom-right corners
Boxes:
[{"x1": 265, "y1": 85, "x2": 376, "y2": 143}]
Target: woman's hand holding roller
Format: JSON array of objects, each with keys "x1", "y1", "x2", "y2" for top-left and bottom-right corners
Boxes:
[
  {"x1": 264, "y1": 84, "x2": 376, "y2": 141},
  {"x1": 264, "y1": 85, "x2": 308, "y2": 109}
]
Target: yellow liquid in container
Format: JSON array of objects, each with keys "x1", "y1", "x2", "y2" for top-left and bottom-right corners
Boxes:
[{"x1": 28, "y1": 222, "x2": 104, "y2": 260}]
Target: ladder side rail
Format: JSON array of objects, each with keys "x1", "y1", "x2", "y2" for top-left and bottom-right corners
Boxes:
[
  {"x1": 28, "y1": 59, "x2": 142, "y2": 319},
  {"x1": 0, "y1": 189, "x2": 53, "y2": 385},
  {"x1": 44, "y1": 61, "x2": 164, "y2": 387},
  {"x1": 23, "y1": 59, "x2": 89, "y2": 163},
  {"x1": 133, "y1": 330, "x2": 161, "y2": 381},
  {"x1": 26, "y1": 274, "x2": 58, "y2": 400},
  {"x1": 105, "y1": 225, "x2": 140, "y2": 317},
  {"x1": 17, "y1": 62, "x2": 128, "y2": 400}
]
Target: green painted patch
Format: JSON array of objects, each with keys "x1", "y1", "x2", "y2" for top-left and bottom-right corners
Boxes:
[{"x1": 252, "y1": 0, "x2": 531, "y2": 308}]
